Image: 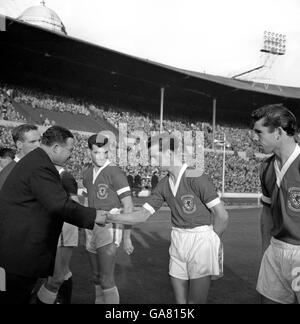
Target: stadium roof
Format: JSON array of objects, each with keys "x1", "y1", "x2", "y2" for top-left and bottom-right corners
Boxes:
[
  {"x1": 17, "y1": 2, "x2": 67, "y2": 35},
  {"x1": 1, "y1": 15, "x2": 300, "y2": 125}
]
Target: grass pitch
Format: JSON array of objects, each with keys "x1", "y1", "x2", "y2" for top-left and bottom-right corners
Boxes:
[{"x1": 71, "y1": 207, "x2": 261, "y2": 304}]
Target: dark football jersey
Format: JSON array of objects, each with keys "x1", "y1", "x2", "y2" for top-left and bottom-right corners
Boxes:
[
  {"x1": 83, "y1": 161, "x2": 131, "y2": 211},
  {"x1": 144, "y1": 164, "x2": 220, "y2": 228},
  {"x1": 260, "y1": 145, "x2": 300, "y2": 245}
]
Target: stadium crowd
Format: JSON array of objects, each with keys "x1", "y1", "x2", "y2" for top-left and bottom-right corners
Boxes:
[
  {"x1": 13, "y1": 87, "x2": 90, "y2": 116},
  {"x1": 1, "y1": 84, "x2": 258, "y2": 150},
  {"x1": 0, "y1": 93, "x2": 27, "y2": 123},
  {"x1": 0, "y1": 84, "x2": 266, "y2": 193},
  {"x1": 88, "y1": 104, "x2": 256, "y2": 152},
  {"x1": 0, "y1": 124, "x2": 262, "y2": 193}
]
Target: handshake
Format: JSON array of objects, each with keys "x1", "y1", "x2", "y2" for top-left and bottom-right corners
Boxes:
[{"x1": 95, "y1": 208, "x2": 121, "y2": 226}]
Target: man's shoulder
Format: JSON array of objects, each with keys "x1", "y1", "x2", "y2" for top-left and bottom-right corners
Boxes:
[
  {"x1": 260, "y1": 154, "x2": 275, "y2": 175},
  {"x1": 185, "y1": 170, "x2": 210, "y2": 182},
  {"x1": 262, "y1": 154, "x2": 275, "y2": 165},
  {"x1": 0, "y1": 160, "x2": 16, "y2": 175},
  {"x1": 20, "y1": 148, "x2": 51, "y2": 168},
  {"x1": 185, "y1": 168, "x2": 204, "y2": 178},
  {"x1": 82, "y1": 165, "x2": 93, "y2": 180},
  {"x1": 61, "y1": 170, "x2": 75, "y2": 181},
  {"x1": 156, "y1": 176, "x2": 168, "y2": 188},
  {"x1": 106, "y1": 164, "x2": 125, "y2": 175},
  {"x1": 0, "y1": 160, "x2": 16, "y2": 187},
  {"x1": 83, "y1": 164, "x2": 93, "y2": 173}
]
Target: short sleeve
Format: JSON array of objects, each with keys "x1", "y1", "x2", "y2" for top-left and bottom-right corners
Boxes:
[
  {"x1": 260, "y1": 162, "x2": 271, "y2": 206},
  {"x1": 111, "y1": 167, "x2": 131, "y2": 199},
  {"x1": 192, "y1": 175, "x2": 220, "y2": 209},
  {"x1": 143, "y1": 180, "x2": 165, "y2": 215}
]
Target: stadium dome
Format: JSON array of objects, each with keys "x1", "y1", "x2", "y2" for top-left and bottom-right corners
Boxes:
[{"x1": 18, "y1": 1, "x2": 67, "y2": 35}]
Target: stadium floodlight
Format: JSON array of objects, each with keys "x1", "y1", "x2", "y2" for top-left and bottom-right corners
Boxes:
[
  {"x1": 232, "y1": 30, "x2": 286, "y2": 80},
  {"x1": 261, "y1": 31, "x2": 286, "y2": 55}
]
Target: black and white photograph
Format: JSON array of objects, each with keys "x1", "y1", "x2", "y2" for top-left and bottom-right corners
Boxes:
[{"x1": 0, "y1": 0, "x2": 300, "y2": 308}]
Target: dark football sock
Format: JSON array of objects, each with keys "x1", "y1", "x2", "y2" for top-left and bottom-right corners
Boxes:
[{"x1": 56, "y1": 276, "x2": 73, "y2": 304}]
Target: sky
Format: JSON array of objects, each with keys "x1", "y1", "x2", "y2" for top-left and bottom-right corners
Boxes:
[{"x1": 1, "y1": 0, "x2": 300, "y2": 87}]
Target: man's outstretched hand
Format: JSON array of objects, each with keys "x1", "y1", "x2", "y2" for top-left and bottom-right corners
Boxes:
[{"x1": 95, "y1": 210, "x2": 108, "y2": 226}]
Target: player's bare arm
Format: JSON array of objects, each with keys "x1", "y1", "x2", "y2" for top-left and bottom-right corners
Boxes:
[
  {"x1": 121, "y1": 195, "x2": 134, "y2": 255},
  {"x1": 107, "y1": 206, "x2": 152, "y2": 225},
  {"x1": 260, "y1": 205, "x2": 273, "y2": 254},
  {"x1": 211, "y1": 202, "x2": 229, "y2": 238}
]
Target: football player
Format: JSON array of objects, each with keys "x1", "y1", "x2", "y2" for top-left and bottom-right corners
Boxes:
[
  {"x1": 83, "y1": 134, "x2": 134, "y2": 304},
  {"x1": 106, "y1": 133, "x2": 229, "y2": 304}
]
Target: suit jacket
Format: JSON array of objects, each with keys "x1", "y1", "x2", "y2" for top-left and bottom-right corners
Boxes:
[
  {"x1": 0, "y1": 160, "x2": 16, "y2": 191},
  {"x1": 0, "y1": 148, "x2": 96, "y2": 278}
]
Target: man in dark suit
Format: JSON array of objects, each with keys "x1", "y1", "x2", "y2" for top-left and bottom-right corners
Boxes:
[
  {"x1": 0, "y1": 124, "x2": 40, "y2": 190},
  {"x1": 0, "y1": 126, "x2": 107, "y2": 304}
]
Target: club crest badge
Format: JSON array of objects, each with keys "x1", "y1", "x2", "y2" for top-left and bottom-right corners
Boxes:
[
  {"x1": 181, "y1": 195, "x2": 196, "y2": 214},
  {"x1": 288, "y1": 187, "x2": 300, "y2": 212},
  {"x1": 97, "y1": 184, "x2": 109, "y2": 199}
]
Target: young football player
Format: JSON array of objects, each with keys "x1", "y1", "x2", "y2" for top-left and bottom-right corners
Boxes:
[
  {"x1": 83, "y1": 134, "x2": 134, "y2": 304},
  {"x1": 106, "y1": 133, "x2": 229, "y2": 304},
  {"x1": 252, "y1": 104, "x2": 300, "y2": 304}
]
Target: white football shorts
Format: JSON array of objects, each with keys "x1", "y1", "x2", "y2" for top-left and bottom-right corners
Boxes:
[
  {"x1": 57, "y1": 222, "x2": 79, "y2": 247},
  {"x1": 85, "y1": 208, "x2": 123, "y2": 254},
  {"x1": 169, "y1": 225, "x2": 223, "y2": 280},
  {"x1": 257, "y1": 237, "x2": 300, "y2": 304}
]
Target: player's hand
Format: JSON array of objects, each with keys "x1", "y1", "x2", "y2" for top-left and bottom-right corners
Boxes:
[
  {"x1": 123, "y1": 237, "x2": 134, "y2": 255},
  {"x1": 107, "y1": 208, "x2": 121, "y2": 224}
]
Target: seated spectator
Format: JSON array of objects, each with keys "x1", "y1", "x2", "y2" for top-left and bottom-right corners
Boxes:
[
  {"x1": 43, "y1": 118, "x2": 51, "y2": 127},
  {"x1": 39, "y1": 114, "x2": 44, "y2": 125}
]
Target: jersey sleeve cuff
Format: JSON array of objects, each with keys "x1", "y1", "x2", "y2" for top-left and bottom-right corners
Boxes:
[
  {"x1": 206, "y1": 197, "x2": 221, "y2": 209},
  {"x1": 261, "y1": 194, "x2": 271, "y2": 205},
  {"x1": 117, "y1": 186, "x2": 131, "y2": 196},
  {"x1": 143, "y1": 203, "x2": 156, "y2": 215}
]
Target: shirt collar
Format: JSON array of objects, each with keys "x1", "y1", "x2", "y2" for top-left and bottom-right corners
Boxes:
[
  {"x1": 93, "y1": 160, "x2": 111, "y2": 184},
  {"x1": 58, "y1": 168, "x2": 65, "y2": 175},
  {"x1": 274, "y1": 144, "x2": 300, "y2": 188},
  {"x1": 168, "y1": 163, "x2": 188, "y2": 197}
]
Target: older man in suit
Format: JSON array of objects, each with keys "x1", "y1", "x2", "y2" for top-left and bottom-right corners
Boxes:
[{"x1": 0, "y1": 126, "x2": 107, "y2": 304}]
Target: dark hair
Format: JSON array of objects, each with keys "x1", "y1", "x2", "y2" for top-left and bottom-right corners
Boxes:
[
  {"x1": 147, "y1": 133, "x2": 179, "y2": 152},
  {"x1": 12, "y1": 124, "x2": 38, "y2": 144},
  {"x1": 41, "y1": 126, "x2": 74, "y2": 147},
  {"x1": 251, "y1": 104, "x2": 297, "y2": 136},
  {"x1": 87, "y1": 134, "x2": 108, "y2": 150},
  {"x1": 0, "y1": 147, "x2": 15, "y2": 159}
]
